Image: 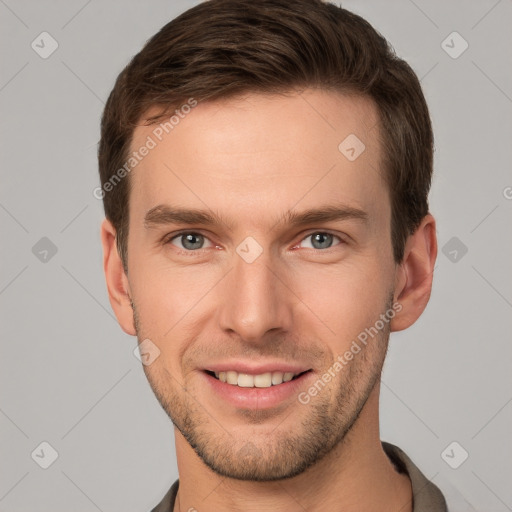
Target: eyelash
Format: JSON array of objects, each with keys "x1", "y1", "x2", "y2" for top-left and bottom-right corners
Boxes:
[{"x1": 164, "y1": 230, "x2": 346, "y2": 254}]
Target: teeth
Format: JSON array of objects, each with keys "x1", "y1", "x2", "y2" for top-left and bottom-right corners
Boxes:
[
  {"x1": 237, "y1": 373, "x2": 254, "y2": 387},
  {"x1": 226, "y1": 371, "x2": 238, "y2": 385},
  {"x1": 271, "y1": 371, "x2": 284, "y2": 385},
  {"x1": 212, "y1": 370, "x2": 300, "y2": 388},
  {"x1": 254, "y1": 372, "x2": 272, "y2": 388}
]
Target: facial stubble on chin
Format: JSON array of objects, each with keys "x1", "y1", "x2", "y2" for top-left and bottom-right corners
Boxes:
[{"x1": 130, "y1": 294, "x2": 392, "y2": 482}]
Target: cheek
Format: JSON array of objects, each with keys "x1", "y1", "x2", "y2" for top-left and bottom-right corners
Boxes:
[
  {"x1": 292, "y1": 261, "x2": 392, "y2": 349},
  {"x1": 129, "y1": 259, "x2": 223, "y2": 338}
]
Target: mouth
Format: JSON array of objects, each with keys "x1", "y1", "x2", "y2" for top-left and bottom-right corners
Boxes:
[
  {"x1": 201, "y1": 363, "x2": 314, "y2": 409},
  {"x1": 205, "y1": 369, "x2": 311, "y2": 388}
]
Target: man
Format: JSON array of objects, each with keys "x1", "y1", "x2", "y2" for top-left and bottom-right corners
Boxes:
[{"x1": 98, "y1": 0, "x2": 446, "y2": 510}]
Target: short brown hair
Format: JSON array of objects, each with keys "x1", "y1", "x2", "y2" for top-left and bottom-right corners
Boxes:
[{"x1": 98, "y1": 0, "x2": 434, "y2": 267}]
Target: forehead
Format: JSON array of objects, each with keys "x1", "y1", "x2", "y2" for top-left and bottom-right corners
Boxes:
[{"x1": 128, "y1": 90, "x2": 386, "y2": 229}]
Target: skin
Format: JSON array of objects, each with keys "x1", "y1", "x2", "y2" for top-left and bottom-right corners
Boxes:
[{"x1": 101, "y1": 89, "x2": 437, "y2": 512}]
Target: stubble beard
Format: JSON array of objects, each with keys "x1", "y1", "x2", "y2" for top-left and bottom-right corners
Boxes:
[{"x1": 131, "y1": 296, "x2": 391, "y2": 482}]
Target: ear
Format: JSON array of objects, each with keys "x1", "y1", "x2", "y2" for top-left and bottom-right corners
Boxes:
[
  {"x1": 100, "y1": 218, "x2": 136, "y2": 336},
  {"x1": 390, "y1": 214, "x2": 437, "y2": 332}
]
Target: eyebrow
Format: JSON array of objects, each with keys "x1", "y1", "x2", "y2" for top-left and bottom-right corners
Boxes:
[{"x1": 144, "y1": 204, "x2": 369, "y2": 231}]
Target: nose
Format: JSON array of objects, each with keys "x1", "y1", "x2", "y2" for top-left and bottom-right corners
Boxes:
[{"x1": 217, "y1": 248, "x2": 294, "y2": 344}]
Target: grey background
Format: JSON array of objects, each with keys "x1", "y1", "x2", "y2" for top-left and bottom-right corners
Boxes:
[{"x1": 1, "y1": 0, "x2": 511, "y2": 510}]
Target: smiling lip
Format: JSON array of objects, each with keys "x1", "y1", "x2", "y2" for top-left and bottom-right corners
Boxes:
[
  {"x1": 201, "y1": 361, "x2": 313, "y2": 409},
  {"x1": 205, "y1": 362, "x2": 310, "y2": 375}
]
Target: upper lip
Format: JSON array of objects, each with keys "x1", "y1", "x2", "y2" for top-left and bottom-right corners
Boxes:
[{"x1": 204, "y1": 361, "x2": 312, "y2": 375}]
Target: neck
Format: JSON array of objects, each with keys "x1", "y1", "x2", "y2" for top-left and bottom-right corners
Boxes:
[{"x1": 173, "y1": 384, "x2": 412, "y2": 512}]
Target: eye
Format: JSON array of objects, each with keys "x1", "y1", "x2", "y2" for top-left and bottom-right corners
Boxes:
[
  {"x1": 298, "y1": 232, "x2": 343, "y2": 250},
  {"x1": 168, "y1": 232, "x2": 214, "y2": 251}
]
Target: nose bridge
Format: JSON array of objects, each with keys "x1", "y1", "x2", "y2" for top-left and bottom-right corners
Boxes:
[{"x1": 217, "y1": 246, "x2": 292, "y2": 341}]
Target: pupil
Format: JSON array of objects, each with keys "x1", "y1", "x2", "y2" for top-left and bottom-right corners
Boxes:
[
  {"x1": 313, "y1": 233, "x2": 332, "y2": 249},
  {"x1": 183, "y1": 234, "x2": 203, "y2": 250}
]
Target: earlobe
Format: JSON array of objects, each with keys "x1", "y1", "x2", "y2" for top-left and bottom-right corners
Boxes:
[
  {"x1": 100, "y1": 218, "x2": 136, "y2": 336},
  {"x1": 390, "y1": 214, "x2": 437, "y2": 332}
]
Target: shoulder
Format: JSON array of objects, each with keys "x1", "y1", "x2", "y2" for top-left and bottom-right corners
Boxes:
[
  {"x1": 149, "y1": 479, "x2": 179, "y2": 512},
  {"x1": 382, "y1": 441, "x2": 448, "y2": 512}
]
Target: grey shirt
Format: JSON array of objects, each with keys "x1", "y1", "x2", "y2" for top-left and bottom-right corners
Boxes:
[{"x1": 150, "y1": 441, "x2": 447, "y2": 511}]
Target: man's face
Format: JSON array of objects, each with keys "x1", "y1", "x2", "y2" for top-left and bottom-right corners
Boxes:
[{"x1": 125, "y1": 90, "x2": 398, "y2": 480}]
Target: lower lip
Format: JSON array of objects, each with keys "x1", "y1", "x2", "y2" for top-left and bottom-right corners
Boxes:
[{"x1": 202, "y1": 371, "x2": 313, "y2": 410}]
